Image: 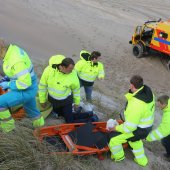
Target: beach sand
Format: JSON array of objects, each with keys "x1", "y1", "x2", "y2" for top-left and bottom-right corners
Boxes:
[{"x1": 0, "y1": 0, "x2": 170, "y2": 169}]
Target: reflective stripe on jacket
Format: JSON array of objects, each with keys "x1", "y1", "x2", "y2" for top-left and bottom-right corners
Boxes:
[
  {"x1": 147, "y1": 99, "x2": 170, "y2": 141},
  {"x1": 116, "y1": 85, "x2": 155, "y2": 133},
  {"x1": 75, "y1": 50, "x2": 105, "y2": 82},
  {"x1": 3, "y1": 44, "x2": 35, "y2": 90},
  {"x1": 38, "y1": 66, "x2": 80, "y2": 105}
]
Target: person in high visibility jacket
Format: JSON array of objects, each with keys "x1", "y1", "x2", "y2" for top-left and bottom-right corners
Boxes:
[
  {"x1": 108, "y1": 75, "x2": 155, "y2": 167},
  {"x1": 38, "y1": 56, "x2": 80, "y2": 123},
  {"x1": 0, "y1": 39, "x2": 44, "y2": 133},
  {"x1": 146, "y1": 95, "x2": 170, "y2": 159},
  {"x1": 75, "y1": 50, "x2": 105, "y2": 102}
]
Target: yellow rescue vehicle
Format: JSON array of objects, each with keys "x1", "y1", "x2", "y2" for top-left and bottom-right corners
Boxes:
[{"x1": 129, "y1": 19, "x2": 170, "y2": 68}]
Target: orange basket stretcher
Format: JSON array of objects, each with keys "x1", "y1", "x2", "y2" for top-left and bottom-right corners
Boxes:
[{"x1": 34, "y1": 121, "x2": 128, "y2": 160}]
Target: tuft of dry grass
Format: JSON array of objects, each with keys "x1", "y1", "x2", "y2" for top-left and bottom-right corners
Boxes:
[{"x1": 0, "y1": 119, "x2": 104, "y2": 170}]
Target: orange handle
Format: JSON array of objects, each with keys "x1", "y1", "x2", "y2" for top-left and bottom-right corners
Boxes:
[{"x1": 0, "y1": 87, "x2": 6, "y2": 95}]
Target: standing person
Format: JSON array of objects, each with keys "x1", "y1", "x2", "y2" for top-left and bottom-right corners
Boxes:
[
  {"x1": 108, "y1": 75, "x2": 155, "y2": 166},
  {"x1": 0, "y1": 39, "x2": 44, "y2": 133},
  {"x1": 146, "y1": 95, "x2": 170, "y2": 159},
  {"x1": 38, "y1": 56, "x2": 80, "y2": 123},
  {"x1": 75, "y1": 50, "x2": 105, "y2": 102}
]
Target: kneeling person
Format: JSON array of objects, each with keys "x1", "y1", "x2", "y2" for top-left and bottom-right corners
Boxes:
[
  {"x1": 146, "y1": 95, "x2": 170, "y2": 159},
  {"x1": 0, "y1": 39, "x2": 44, "y2": 133},
  {"x1": 108, "y1": 75, "x2": 155, "y2": 166},
  {"x1": 39, "y1": 56, "x2": 80, "y2": 123}
]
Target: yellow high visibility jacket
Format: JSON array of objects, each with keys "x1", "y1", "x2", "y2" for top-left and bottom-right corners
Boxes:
[
  {"x1": 3, "y1": 44, "x2": 35, "y2": 90},
  {"x1": 75, "y1": 50, "x2": 105, "y2": 82},
  {"x1": 116, "y1": 86, "x2": 155, "y2": 133},
  {"x1": 147, "y1": 99, "x2": 170, "y2": 141},
  {"x1": 38, "y1": 66, "x2": 80, "y2": 105}
]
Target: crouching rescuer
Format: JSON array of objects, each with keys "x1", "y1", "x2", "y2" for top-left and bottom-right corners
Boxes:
[
  {"x1": 108, "y1": 75, "x2": 155, "y2": 166},
  {"x1": 0, "y1": 39, "x2": 44, "y2": 132},
  {"x1": 146, "y1": 95, "x2": 170, "y2": 159},
  {"x1": 38, "y1": 55, "x2": 80, "y2": 123}
]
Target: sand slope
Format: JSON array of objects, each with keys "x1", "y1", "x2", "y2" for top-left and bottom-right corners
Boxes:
[{"x1": 0, "y1": 0, "x2": 170, "y2": 169}]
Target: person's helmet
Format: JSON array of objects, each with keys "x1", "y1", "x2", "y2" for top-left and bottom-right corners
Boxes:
[{"x1": 49, "y1": 54, "x2": 65, "y2": 66}]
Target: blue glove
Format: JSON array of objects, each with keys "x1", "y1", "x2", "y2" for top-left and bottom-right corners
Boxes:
[{"x1": 0, "y1": 81, "x2": 9, "y2": 90}]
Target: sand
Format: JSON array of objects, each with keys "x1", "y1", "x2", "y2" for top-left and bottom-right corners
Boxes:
[{"x1": 0, "y1": 0, "x2": 170, "y2": 169}]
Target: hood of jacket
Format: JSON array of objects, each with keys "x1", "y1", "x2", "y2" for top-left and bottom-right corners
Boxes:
[
  {"x1": 133, "y1": 85, "x2": 153, "y2": 103},
  {"x1": 80, "y1": 50, "x2": 91, "y2": 61},
  {"x1": 49, "y1": 55, "x2": 65, "y2": 67}
]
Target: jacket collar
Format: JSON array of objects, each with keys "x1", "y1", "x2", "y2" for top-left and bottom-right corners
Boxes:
[{"x1": 125, "y1": 86, "x2": 144, "y2": 101}]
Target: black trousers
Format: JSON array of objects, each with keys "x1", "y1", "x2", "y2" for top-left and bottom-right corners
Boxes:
[
  {"x1": 54, "y1": 103, "x2": 73, "y2": 123},
  {"x1": 48, "y1": 95, "x2": 73, "y2": 123},
  {"x1": 127, "y1": 126, "x2": 152, "y2": 142},
  {"x1": 161, "y1": 134, "x2": 170, "y2": 155}
]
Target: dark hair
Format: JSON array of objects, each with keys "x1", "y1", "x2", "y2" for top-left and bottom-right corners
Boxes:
[
  {"x1": 157, "y1": 95, "x2": 169, "y2": 105},
  {"x1": 130, "y1": 75, "x2": 143, "y2": 89},
  {"x1": 89, "y1": 51, "x2": 101, "y2": 60},
  {"x1": 61, "y1": 58, "x2": 75, "y2": 67}
]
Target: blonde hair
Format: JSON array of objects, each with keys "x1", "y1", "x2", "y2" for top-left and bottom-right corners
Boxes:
[
  {"x1": 0, "y1": 39, "x2": 8, "y2": 59},
  {"x1": 157, "y1": 95, "x2": 169, "y2": 105},
  {"x1": 0, "y1": 39, "x2": 6, "y2": 48}
]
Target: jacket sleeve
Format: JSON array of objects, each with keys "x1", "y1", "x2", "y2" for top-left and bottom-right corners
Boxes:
[
  {"x1": 9, "y1": 62, "x2": 32, "y2": 90},
  {"x1": 146, "y1": 113, "x2": 170, "y2": 141},
  {"x1": 98, "y1": 63, "x2": 105, "y2": 79},
  {"x1": 70, "y1": 72, "x2": 80, "y2": 105},
  {"x1": 38, "y1": 67, "x2": 49, "y2": 103},
  {"x1": 116, "y1": 100, "x2": 142, "y2": 133}
]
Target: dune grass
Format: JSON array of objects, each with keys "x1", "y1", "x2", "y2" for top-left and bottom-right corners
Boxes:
[{"x1": 0, "y1": 119, "x2": 105, "y2": 170}]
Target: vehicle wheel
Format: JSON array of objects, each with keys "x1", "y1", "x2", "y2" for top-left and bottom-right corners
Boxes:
[{"x1": 133, "y1": 44, "x2": 143, "y2": 58}]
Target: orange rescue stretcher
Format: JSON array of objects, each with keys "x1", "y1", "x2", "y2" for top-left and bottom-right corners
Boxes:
[
  {"x1": 0, "y1": 87, "x2": 127, "y2": 159},
  {"x1": 34, "y1": 121, "x2": 128, "y2": 160}
]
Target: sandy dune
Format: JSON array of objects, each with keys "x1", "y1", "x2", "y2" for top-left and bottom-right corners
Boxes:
[{"x1": 0, "y1": 0, "x2": 170, "y2": 169}]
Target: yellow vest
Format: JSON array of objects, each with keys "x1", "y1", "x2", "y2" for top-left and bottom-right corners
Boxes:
[
  {"x1": 75, "y1": 50, "x2": 105, "y2": 82},
  {"x1": 3, "y1": 44, "x2": 35, "y2": 89},
  {"x1": 39, "y1": 66, "x2": 80, "y2": 105},
  {"x1": 147, "y1": 99, "x2": 170, "y2": 141},
  {"x1": 116, "y1": 86, "x2": 155, "y2": 133}
]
